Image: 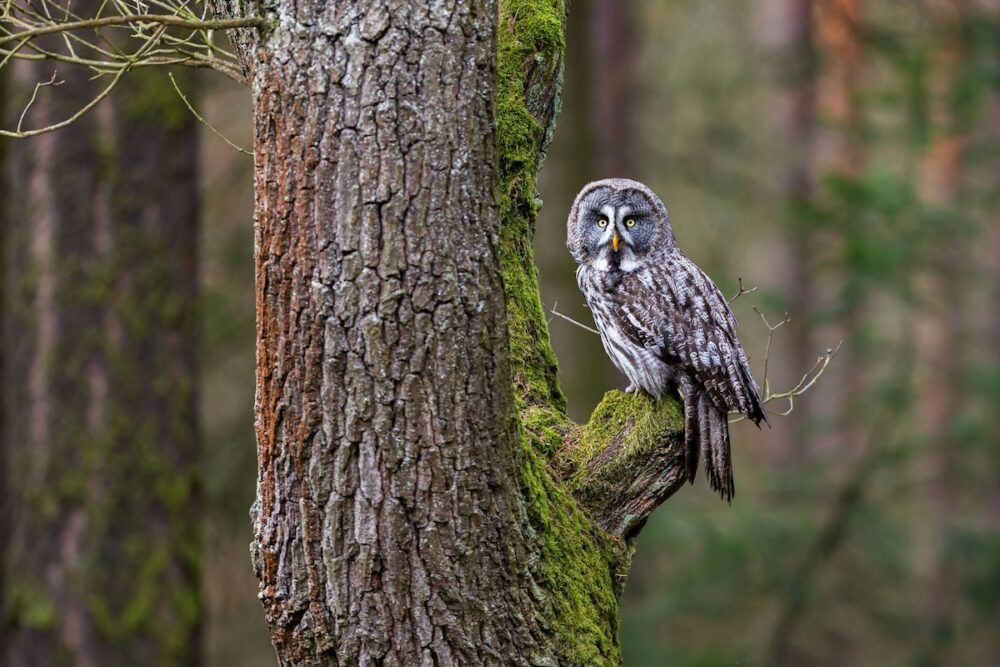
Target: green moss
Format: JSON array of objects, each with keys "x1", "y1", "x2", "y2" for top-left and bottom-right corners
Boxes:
[
  {"x1": 497, "y1": 2, "x2": 636, "y2": 662},
  {"x1": 522, "y1": 404, "x2": 573, "y2": 458},
  {"x1": 560, "y1": 391, "x2": 685, "y2": 490},
  {"x1": 519, "y1": 445, "x2": 630, "y2": 665},
  {"x1": 497, "y1": 0, "x2": 567, "y2": 415}
]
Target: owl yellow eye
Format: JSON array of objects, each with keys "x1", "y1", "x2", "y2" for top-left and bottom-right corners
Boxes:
[
  {"x1": 597, "y1": 217, "x2": 608, "y2": 228},
  {"x1": 625, "y1": 218, "x2": 637, "y2": 228}
]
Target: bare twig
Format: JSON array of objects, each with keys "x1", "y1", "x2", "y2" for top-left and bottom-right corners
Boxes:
[
  {"x1": 1, "y1": 0, "x2": 254, "y2": 135},
  {"x1": 1, "y1": 0, "x2": 251, "y2": 86},
  {"x1": 15, "y1": 68, "x2": 61, "y2": 131},
  {"x1": 763, "y1": 341, "x2": 843, "y2": 415},
  {"x1": 0, "y1": 14, "x2": 263, "y2": 46},
  {"x1": 728, "y1": 277, "x2": 758, "y2": 305},
  {"x1": 728, "y1": 307, "x2": 841, "y2": 424},
  {"x1": 753, "y1": 307, "x2": 791, "y2": 398},
  {"x1": 1, "y1": 24, "x2": 165, "y2": 138},
  {"x1": 549, "y1": 303, "x2": 601, "y2": 336},
  {"x1": 168, "y1": 71, "x2": 251, "y2": 155}
]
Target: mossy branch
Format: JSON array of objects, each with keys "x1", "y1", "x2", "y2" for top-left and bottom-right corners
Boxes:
[{"x1": 555, "y1": 392, "x2": 686, "y2": 539}]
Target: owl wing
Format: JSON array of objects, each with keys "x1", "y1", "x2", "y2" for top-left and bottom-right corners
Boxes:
[{"x1": 614, "y1": 255, "x2": 766, "y2": 425}]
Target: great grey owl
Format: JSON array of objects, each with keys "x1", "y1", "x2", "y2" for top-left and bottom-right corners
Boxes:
[{"x1": 568, "y1": 178, "x2": 766, "y2": 501}]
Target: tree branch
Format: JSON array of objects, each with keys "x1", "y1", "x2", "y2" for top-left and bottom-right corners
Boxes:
[
  {"x1": 555, "y1": 392, "x2": 686, "y2": 538},
  {"x1": 1, "y1": 24, "x2": 165, "y2": 138},
  {"x1": 0, "y1": 14, "x2": 263, "y2": 46}
]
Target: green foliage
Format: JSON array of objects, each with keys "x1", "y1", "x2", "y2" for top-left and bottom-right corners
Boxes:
[{"x1": 3, "y1": 581, "x2": 58, "y2": 630}]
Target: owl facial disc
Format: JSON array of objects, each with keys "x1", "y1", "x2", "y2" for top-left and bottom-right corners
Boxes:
[{"x1": 566, "y1": 178, "x2": 677, "y2": 270}]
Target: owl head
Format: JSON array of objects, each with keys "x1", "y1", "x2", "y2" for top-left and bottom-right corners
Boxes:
[{"x1": 566, "y1": 178, "x2": 676, "y2": 271}]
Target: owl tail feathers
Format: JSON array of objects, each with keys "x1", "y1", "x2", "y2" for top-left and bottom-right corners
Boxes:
[{"x1": 684, "y1": 390, "x2": 734, "y2": 503}]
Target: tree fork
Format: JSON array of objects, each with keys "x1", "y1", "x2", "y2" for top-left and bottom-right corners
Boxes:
[
  {"x1": 496, "y1": 0, "x2": 686, "y2": 542},
  {"x1": 218, "y1": 0, "x2": 687, "y2": 663}
]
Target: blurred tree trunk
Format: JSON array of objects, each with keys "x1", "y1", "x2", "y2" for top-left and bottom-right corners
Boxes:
[
  {"x1": 916, "y1": 1, "x2": 968, "y2": 662},
  {"x1": 1, "y1": 42, "x2": 201, "y2": 667},
  {"x1": 590, "y1": 0, "x2": 637, "y2": 177},
  {"x1": 988, "y1": 1, "x2": 1000, "y2": 540},
  {"x1": 0, "y1": 69, "x2": 7, "y2": 659},
  {"x1": 815, "y1": 0, "x2": 865, "y2": 174},
  {"x1": 538, "y1": 0, "x2": 615, "y2": 419},
  {"x1": 768, "y1": 0, "x2": 818, "y2": 466},
  {"x1": 816, "y1": 0, "x2": 867, "y2": 458},
  {"x1": 764, "y1": 1, "x2": 869, "y2": 662},
  {"x1": 212, "y1": 0, "x2": 691, "y2": 663}
]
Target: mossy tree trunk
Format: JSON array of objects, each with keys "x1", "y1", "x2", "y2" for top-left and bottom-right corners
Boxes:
[
  {"x1": 213, "y1": 1, "x2": 687, "y2": 663},
  {"x1": 0, "y1": 29, "x2": 201, "y2": 667}
]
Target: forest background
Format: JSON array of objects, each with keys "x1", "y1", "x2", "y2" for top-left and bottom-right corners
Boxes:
[{"x1": 2, "y1": 0, "x2": 998, "y2": 665}]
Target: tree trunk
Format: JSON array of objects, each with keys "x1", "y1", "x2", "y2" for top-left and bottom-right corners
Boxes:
[
  {"x1": 590, "y1": 0, "x2": 637, "y2": 178},
  {"x1": 214, "y1": 1, "x2": 690, "y2": 663},
  {"x1": 815, "y1": 0, "x2": 868, "y2": 459},
  {"x1": 764, "y1": 0, "x2": 818, "y2": 466},
  {"x1": 1, "y1": 45, "x2": 201, "y2": 667},
  {"x1": 916, "y1": 1, "x2": 967, "y2": 662}
]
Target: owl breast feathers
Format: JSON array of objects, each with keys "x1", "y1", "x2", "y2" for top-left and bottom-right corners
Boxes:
[{"x1": 569, "y1": 178, "x2": 766, "y2": 502}]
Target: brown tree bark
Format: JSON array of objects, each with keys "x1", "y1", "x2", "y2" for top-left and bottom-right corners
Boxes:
[
  {"x1": 210, "y1": 0, "x2": 690, "y2": 664},
  {"x1": 1, "y1": 30, "x2": 201, "y2": 667},
  {"x1": 246, "y1": 3, "x2": 542, "y2": 661}
]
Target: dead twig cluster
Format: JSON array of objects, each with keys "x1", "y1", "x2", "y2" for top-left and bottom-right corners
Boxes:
[
  {"x1": 735, "y1": 306, "x2": 843, "y2": 423},
  {"x1": 1, "y1": 0, "x2": 261, "y2": 137}
]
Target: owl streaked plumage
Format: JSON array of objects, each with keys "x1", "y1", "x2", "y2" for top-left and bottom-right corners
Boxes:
[{"x1": 568, "y1": 178, "x2": 766, "y2": 502}]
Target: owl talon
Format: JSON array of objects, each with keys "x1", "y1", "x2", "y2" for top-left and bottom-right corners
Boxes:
[{"x1": 625, "y1": 384, "x2": 637, "y2": 394}]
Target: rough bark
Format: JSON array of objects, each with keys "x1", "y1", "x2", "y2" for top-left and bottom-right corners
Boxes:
[
  {"x1": 214, "y1": 1, "x2": 687, "y2": 663},
  {"x1": 1, "y1": 38, "x2": 200, "y2": 667}
]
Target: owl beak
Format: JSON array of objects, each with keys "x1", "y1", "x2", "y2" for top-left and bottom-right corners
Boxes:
[{"x1": 611, "y1": 231, "x2": 621, "y2": 253}]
